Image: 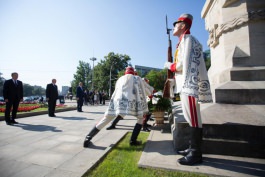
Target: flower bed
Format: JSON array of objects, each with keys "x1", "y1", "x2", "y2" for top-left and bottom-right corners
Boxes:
[
  {"x1": 0, "y1": 103, "x2": 66, "y2": 113},
  {"x1": 0, "y1": 104, "x2": 41, "y2": 113}
]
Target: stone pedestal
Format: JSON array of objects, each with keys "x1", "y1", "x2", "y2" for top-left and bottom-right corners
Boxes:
[
  {"x1": 172, "y1": 0, "x2": 265, "y2": 158},
  {"x1": 199, "y1": 0, "x2": 265, "y2": 158},
  {"x1": 202, "y1": 0, "x2": 265, "y2": 102},
  {"x1": 170, "y1": 102, "x2": 189, "y2": 151}
]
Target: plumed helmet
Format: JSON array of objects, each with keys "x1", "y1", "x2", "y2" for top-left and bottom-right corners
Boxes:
[
  {"x1": 125, "y1": 66, "x2": 135, "y2": 75},
  {"x1": 173, "y1": 13, "x2": 193, "y2": 27}
]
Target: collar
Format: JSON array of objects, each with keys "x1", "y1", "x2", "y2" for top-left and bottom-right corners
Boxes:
[{"x1": 176, "y1": 29, "x2": 190, "y2": 48}]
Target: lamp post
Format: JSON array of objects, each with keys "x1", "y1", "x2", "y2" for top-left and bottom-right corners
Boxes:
[
  {"x1": 90, "y1": 57, "x2": 97, "y2": 90},
  {"x1": 109, "y1": 64, "x2": 113, "y2": 97}
]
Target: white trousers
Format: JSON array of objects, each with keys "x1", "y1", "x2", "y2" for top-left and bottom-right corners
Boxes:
[
  {"x1": 180, "y1": 94, "x2": 202, "y2": 128},
  {"x1": 96, "y1": 114, "x2": 143, "y2": 130}
]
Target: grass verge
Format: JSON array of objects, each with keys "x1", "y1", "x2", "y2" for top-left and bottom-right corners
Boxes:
[{"x1": 83, "y1": 132, "x2": 207, "y2": 177}]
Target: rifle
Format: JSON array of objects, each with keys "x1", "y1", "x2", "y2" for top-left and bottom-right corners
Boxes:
[{"x1": 163, "y1": 15, "x2": 173, "y2": 98}]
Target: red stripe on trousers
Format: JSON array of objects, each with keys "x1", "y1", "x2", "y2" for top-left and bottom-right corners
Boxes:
[
  {"x1": 191, "y1": 96, "x2": 199, "y2": 127},
  {"x1": 188, "y1": 96, "x2": 195, "y2": 127}
]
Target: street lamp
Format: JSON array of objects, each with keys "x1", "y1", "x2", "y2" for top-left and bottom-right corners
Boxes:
[
  {"x1": 109, "y1": 64, "x2": 113, "y2": 97},
  {"x1": 90, "y1": 57, "x2": 97, "y2": 90}
]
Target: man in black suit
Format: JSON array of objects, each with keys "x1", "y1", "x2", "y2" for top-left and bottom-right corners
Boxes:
[
  {"x1": 3, "y1": 72, "x2": 24, "y2": 125},
  {"x1": 46, "y1": 79, "x2": 58, "y2": 117},
  {"x1": 76, "y1": 82, "x2": 84, "y2": 112}
]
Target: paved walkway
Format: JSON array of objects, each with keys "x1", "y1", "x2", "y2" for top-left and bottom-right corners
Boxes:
[{"x1": 0, "y1": 100, "x2": 264, "y2": 177}]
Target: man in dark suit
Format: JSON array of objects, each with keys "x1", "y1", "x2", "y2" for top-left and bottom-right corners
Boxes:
[
  {"x1": 46, "y1": 79, "x2": 58, "y2": 117},
  {"x1": 3, "y1": 72, "x2": 24, "y2": 125},
  {"x1": 76, "y1": 82, "x2": 84, "y2": 112}
]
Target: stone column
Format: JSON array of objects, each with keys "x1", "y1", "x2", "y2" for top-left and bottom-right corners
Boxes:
[
  {"x1": 201, "y1": 0, "x2": 265, "y2": 103},
  {"x1": 172, "y1": 1, "x2": 265, "y2": 155}
]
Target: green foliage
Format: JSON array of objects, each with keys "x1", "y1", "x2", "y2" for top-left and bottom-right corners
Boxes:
[
  {"x1": 70, "y1": 52, "x2": 130, "y2": 96},
  {"x1": 72, "y1": 61, "x2": 92, "y2": 94},
  {"x1": 147, "y1": 100, "x2": 153, "y2": 111},
  {"x1": 0, "y1": 72, "x2": 4, "y2": 96},
  {"x1": 84, "y1": 132, "x2": 207, "y2": 177},
  {"x1": 145, "y1": 69, "x2": 167, "y2": 91},
  {"x1": 93, "y1": 52, "x2": 131, "y2": 94},
  {"x1": 152, "y1": 95, "x2": 172, "y2": 112}
]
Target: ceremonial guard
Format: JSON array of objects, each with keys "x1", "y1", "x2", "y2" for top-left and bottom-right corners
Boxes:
[
  {"x1": 105, "y1": 75, "x2": 154, "y2": 131},
  {"x1": 83, "y1": 66, "x2": 150, "y2": 147},
  {"x1": 164, "y1": 14, "x2": 212, "y2": 165}
]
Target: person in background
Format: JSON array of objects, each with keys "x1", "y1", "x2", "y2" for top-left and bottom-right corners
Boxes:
[
  {"x1": 76, "y1": 82, "x2": 84, "y2": 112},
  {"x1": 84, "y1": 90, "x2": 88, "y2": 106},
  {"x1": 94, "y1": 91, "x2": 99, "y2": 105},
  {"x1": 102, "y1": 91, "x2": 106, "y2": 105},
  {"x1": 46, "y1": 79, "x2": 59, "y2": 117},
  {"x1": 164, "y1": 13, "x2": 212, "y2": 165},
  {"x1": 99, "y1": 91, "x2": 103, "y2": 105},
  {"x1": 39, "y1": 96, "x2": 44, "y2": 103},
  {"x1": 90, "y1": 91, "x2": 94, "y2": 105},
  {"x1": 3, "y1": 72, "x2": 24, "y2": 125}
]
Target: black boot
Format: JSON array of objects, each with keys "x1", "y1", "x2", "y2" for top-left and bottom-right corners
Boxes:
[
  {"x1": 142, "y1": 125, "x2": 150, "y2": 132},
  {"x1": 83, "y1": 126, "x2": 100, "y2": 147},
  {"x1": 130, "y1": 123, "x2": 142, "y2": 146},
  {"x1": 177, "y1": 146, "x2": 190, "y2": 156},
  {"x1": 178, "y1": 128, "x2": 203, "y2": 165},
  {"x1": 106, "y1": 115, "x2": 122, "y2": 130}
]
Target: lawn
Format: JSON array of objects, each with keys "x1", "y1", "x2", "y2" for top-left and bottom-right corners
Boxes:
[{"x1": 84, "y1": 132, "x2": 208, "y2": 177}]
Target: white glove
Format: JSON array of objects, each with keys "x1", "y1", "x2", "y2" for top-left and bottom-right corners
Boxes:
[{"x1": 164, "y1": 62, "x2": 172, "y2": 69}]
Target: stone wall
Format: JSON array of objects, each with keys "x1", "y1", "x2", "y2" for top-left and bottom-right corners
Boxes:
[{"x1": 201, "y1": 0, "x2": 265, "y2": 102}]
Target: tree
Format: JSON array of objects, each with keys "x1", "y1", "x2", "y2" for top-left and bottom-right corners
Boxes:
[
  {"x1": 71, "y1": 61, "x2": 92, "y2": 95},
  {"x1": 32, "y1": 86, "x2": 45, "y2": 96},
  {"x1": 0, "y1": 72, "x2": 5, "y2": 96},
  {"x1": 23, "y1": 84, "x2": 34, "y2": 96},
  {"x1": 145, "y1": 69, "x2": 167, "y2": 92},
  {"x1": 93, "y1": 52, "x2": 131, "y2": 95}
]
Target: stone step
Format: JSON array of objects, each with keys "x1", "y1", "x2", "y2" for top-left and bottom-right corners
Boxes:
[
  {"x1": 200, "y1": 103, "x2": 265, "y2": 158},
  {"x1": 202, "y1": 137, "x2": 265, "y2": 158},
  {"x1": 203, "y1": 124, "x2": 265, "y2": 141},
  {"x1": 202, "y1": 124, "x2": 265, "y2": 158},
  {"x1": 215, "y1": 81, "x2": 265, "y2": 104},
  {"x1": 172, "y1": 102, "x2": 265, "y2": 159},
  {"x1": 200, "y1": 103, "x2": 265, "y2": 126},
  {"x1": 230, "y1": 66, "x2": 265, "y2": 81},
  {"x1": 172, "y1": 122, "x2": 265, "y2": 159}
]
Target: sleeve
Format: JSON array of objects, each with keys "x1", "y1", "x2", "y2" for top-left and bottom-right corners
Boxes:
[
  {"x1": 46, "y1": 84, "x2": 50, "y2": 98},
  {"x1": 76, "y1": 87, "x2": 79, "y2": 97},
  {"x1": 170, "y1": 63, "x2": 177, "y2": 72},
  {"x1": 142, "y1": 80, "x2": 154, "y2": 96},
  {"x1": 3, "y1": 81, "x2": 8, "y2": 99},
  {"x1": 55, "y1": 86, "x2": 59, "y2": 99},
  {"x1": 20, "y1": 81, "x2": 24, "y2": 99}
]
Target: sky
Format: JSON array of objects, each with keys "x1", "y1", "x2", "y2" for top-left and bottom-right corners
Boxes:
[{"x1": 0, "y1": 0, "x2": 209, "y2": 91}]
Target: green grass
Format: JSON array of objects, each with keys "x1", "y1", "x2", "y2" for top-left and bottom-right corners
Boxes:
[{"x1": 84, "y1": 132, "x2": 207, "y2": 177}]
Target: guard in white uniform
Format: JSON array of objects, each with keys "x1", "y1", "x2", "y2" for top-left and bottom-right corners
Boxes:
[
  {"x1": 83, "y1": 66, "x2": 149, "y2": 147},
  {"x1": 164, "y1": 13, "x2": 212, "y2": 165}
]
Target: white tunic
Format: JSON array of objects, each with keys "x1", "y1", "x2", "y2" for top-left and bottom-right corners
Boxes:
[
  {"x1": 174, "y1": 34, "x2": 212, "y2": 103},
  {"x1": 105, "y1": 74, "x2": 149, "y2": 117}
]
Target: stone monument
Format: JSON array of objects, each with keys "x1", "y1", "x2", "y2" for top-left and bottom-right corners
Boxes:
[{"x1": 172, "y1": 0, "x2": 265, "y2": 158}]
